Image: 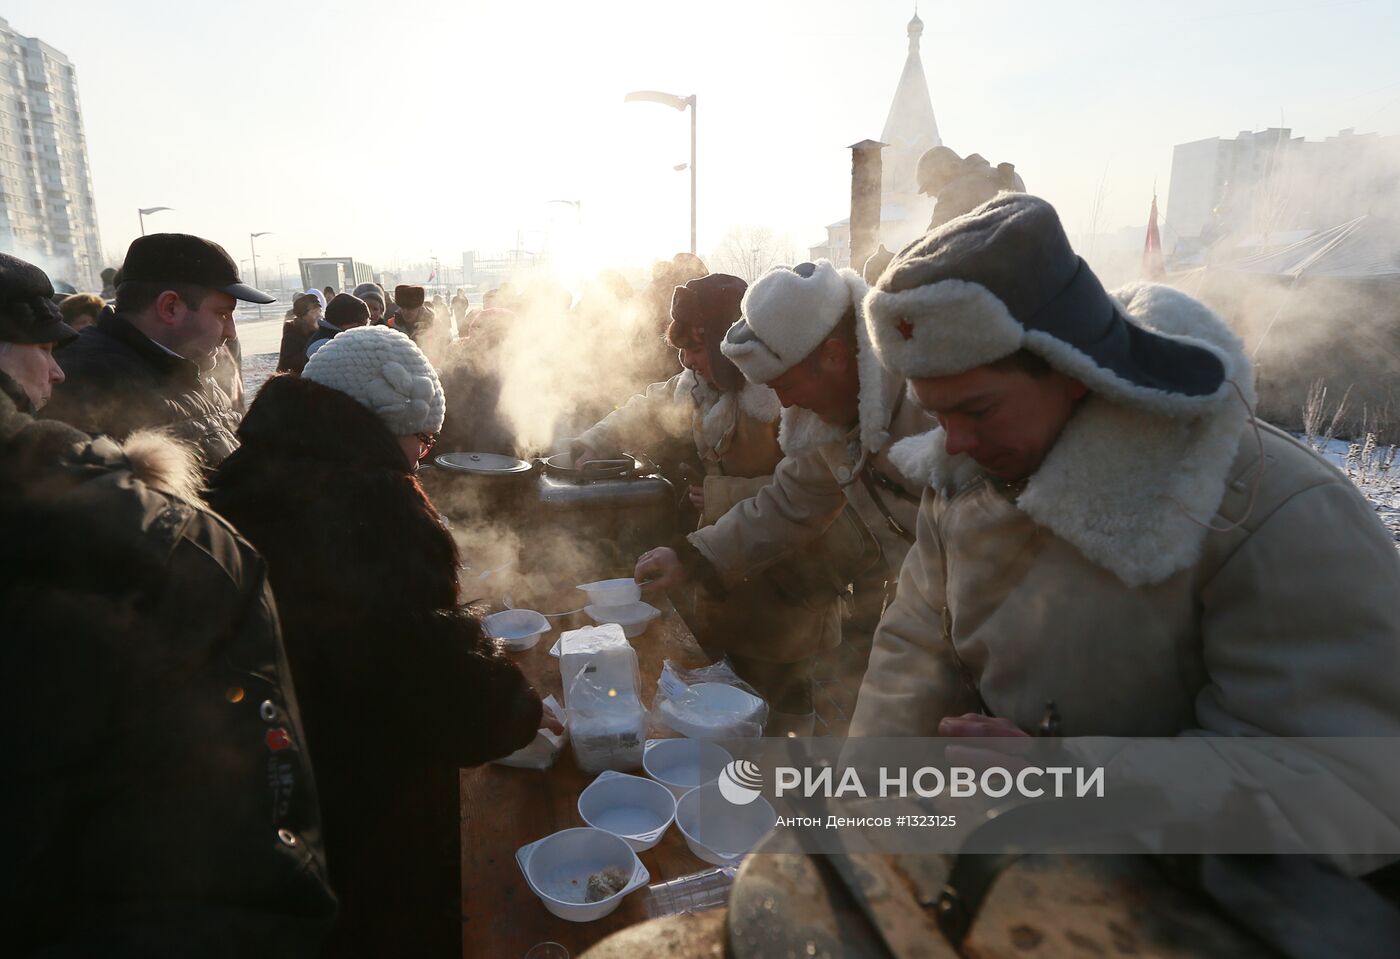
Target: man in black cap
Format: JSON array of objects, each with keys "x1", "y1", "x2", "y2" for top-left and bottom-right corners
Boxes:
[
  {"x1": 1, "y1": 256, "x2": 338, "y2": 953},
  {"x1": 45, "y1": 233, "x2": 276, "y2": 466},
  {"x1": 0, "y1": 252, "x2": 77, "y2": 413}
]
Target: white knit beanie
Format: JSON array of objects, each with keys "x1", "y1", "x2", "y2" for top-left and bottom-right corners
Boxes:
[
  {"x1": 720, "y1": 260, "x2": 868, "y2": 384},
  {"x1": 301, "y1": 325, "x2": 445, "y2": 436}
]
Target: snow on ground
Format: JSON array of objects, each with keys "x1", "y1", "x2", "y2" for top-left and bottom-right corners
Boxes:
[
  {"x1": 235, "y1": 317, "x2": 284, "y2": 404},
  {"x1": 1299, "y1": 433, "x2": 1400, "y2": 547}
]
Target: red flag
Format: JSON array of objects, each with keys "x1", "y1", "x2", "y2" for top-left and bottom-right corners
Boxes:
[
  {"x1": 1142, "y1": 194, "x2": 1165, "y2": 279},
  {"x1": 426, "y1": 268, "x2": 438, "y2": 283}
]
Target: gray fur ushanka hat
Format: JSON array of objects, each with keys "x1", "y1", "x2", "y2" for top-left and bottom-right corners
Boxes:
[{"x1": 864, "y1": 193, "x2": 1237, "y2": 415}]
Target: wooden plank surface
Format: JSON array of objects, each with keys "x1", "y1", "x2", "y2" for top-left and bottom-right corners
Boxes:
[
  {"x1": 460, "y1": 600, "x2": 714, "y2": 958},
  {"x1": 577, "y1": 909, "x2": 728, "y2": 958}
]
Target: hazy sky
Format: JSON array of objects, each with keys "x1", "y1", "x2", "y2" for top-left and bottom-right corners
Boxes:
[{"x1": 7, "y1": 0, "x2": 1399, "y2": 284}]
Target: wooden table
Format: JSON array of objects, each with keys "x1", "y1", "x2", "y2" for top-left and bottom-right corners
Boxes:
[{"x1": 459, "y1": 601, "x2": 717, "y2": 958}]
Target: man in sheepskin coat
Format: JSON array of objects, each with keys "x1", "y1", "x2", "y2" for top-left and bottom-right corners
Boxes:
[
  {"x1": 576, "y1": 273, "x2": 870, "y2": 732},
  {"x1": 852, "y1": 193, "x2": 1400, "y2": 875},
  {"x1": 0, "y1": 380, "x2": 337, "y2": 950},
  {"x1": 636, "y1": 261, "x2": 937, "y2": 627},
  {"x1": 206, "y1": 327, "x2": 543, "y2": 958}
]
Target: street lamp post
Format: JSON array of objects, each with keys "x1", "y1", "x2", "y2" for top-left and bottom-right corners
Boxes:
[
  {"x1": 624, "y1": 90, "x2": 696, "y2": 255},
  {"x1": 138, "y1": 206, "x2": 173, "y2": 236},
  {"x1": 547, "y1": 199, "x2": 582, "y2": 225},
  {"x1": 250, "y1": 232, "x2": 272, "y2": 319}
]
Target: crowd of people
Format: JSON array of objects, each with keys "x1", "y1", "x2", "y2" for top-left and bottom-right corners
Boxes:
[{"x1": 4, "y1": 153, "x2": 1400, "y2": 955}]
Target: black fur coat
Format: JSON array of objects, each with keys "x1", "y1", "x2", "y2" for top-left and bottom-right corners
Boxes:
[{"x1": 206, "y1": 373, "x2": 541, "y2": 959}]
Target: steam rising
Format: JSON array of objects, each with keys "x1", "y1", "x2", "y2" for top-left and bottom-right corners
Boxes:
[
  {"x1": 423, "y1": 262, "x2": 692, "y2": 605},
  {"x1": 1174, "y1": 269, "x2": 1400, "y2": 444}
]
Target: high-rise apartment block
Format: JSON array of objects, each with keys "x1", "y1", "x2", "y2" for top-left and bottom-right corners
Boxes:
[{"x1": 0, "y1": 18, "x2": 102, "y2": 288}]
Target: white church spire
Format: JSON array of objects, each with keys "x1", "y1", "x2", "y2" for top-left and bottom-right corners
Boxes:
[{"x1": 880, "y1": 9, "x2": 941, "y2": 195}]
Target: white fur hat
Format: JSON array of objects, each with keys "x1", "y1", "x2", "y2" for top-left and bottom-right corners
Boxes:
[
  {"x1": 301, "y1": 325, "x2": 445, "y2": 436},
  {"x1": 720, "y1": 260, "x2": 868, "y2": 384}
]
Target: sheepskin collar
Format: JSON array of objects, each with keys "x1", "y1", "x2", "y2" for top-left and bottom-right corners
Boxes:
[
  {"x1": 675, "y1": 368, "x2": 781, "y2": 452},
  {"x1": 887, "y1": 282, "x2": 1258, "y2": 587},
  {"x1": 777, "y1": 302, "x2": 900, "y2": 460}
]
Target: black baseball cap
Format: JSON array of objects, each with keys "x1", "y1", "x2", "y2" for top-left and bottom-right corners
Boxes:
[
  {"x1": 0, "y1": 252, "x2": 78, "y2": 345},
  {"x1": 120, "y1": 233, "x2": 276, "y2": 304}
]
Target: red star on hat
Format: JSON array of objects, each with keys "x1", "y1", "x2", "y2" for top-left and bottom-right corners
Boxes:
[{"x1": 896, "y1": 317, "x2": 915, "y2": 341}]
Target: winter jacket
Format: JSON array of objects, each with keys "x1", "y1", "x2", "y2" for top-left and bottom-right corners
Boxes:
[
  {"x1": 277, "y1": 320, "x2": 314, "y2": 374},
  {"x1": 0, "y1": 389, "x2": 336, "y2": 957},
  {"x1": 0, "y1": 366, "x2": 31, "y2": 413},
  {"x1": 205, "y1": 373, "x2": 542, "y2": 959},
  {"x1": 687, "y1": 311, "x2": 936, "y2": 591},
  {"x1": 849, "y1": 282, "x2": 1400, "y2": 875},
  {"x1": 396, "y1": 305, "x2": 447, "y2": 366},
  {"x1": 438, "y1": 333, "x2": 518, "y2": 456},
  {"x1": 46, "y1": 312, "x2": 241, "y2": 466},
  {"x1": 578, "y1": 370, "x2": 860, "y2": 663},
  {"x1": 303, "y1": 318, "x2": 344, "y2": 361}
]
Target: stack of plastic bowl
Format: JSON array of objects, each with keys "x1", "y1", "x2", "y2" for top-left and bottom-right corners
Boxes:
[
  {"x1": 577, "y1": 578, "x2": 660, "y2": 639},
  {"x1": 656, "y1": 682, "x2": 766, "y2": 739}
]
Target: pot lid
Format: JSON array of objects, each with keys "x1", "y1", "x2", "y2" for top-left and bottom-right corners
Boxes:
[{"x1": 435, "y1": 451, "x2": 534, "y2": 475}]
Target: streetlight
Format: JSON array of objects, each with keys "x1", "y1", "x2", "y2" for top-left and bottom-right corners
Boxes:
[
  {"x1": 547, "y1": 199, "x2": 582, "y2": 226},
  {"x1": 250, "y1": 232, "x2": 272, "y2": 318},
  {"x1": 138, "y1": 206, "x2": 173, "y2": 236},
  {"x1": 624, "y1": 90, "x2": 696, "y2": 255}
]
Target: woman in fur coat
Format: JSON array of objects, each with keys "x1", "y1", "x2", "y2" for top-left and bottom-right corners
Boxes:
[{"x1": 206, "y1": 326, "x2": 543, "y2": 959}]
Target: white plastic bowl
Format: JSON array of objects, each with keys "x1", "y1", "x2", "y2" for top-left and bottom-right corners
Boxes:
[
  {"x1": 482, "y1": 609, "x2": 550, "y2": 651},
  {"x1": 516, "y1": 827, "x2": 650, "y2": 922},
  {"x1": 584, "y1": 602, "x2": 661, "y2": 639},
  {"x1": 643, "y1": 739, "x2": 733, "y2": 798},
  {"x1": 577, "y1": 770, "x2": 677, "y2": 851},
  {"x1": 657, "y1": 682, "x2": 766, "y2": 739},
  {"x1": 577, "y1": 578, "x2": 642, "y2": 607},
  {"x1": 675, "y1": 782, "x2": 777, "y2": 865}
]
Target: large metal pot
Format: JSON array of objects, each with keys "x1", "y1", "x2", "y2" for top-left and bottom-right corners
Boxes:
[
  {"x1": 539, "y1": 451, "x2": 654, "y2": 482},
  {"x1": 422, "y1": 449, "x2": 678, "y2": 576},
  {"x1": 427, "y1": 451, "x2": 536, "y2": 514},
  {"x1": 533, "y1": 451, "x2": 677, "y2": 566}
]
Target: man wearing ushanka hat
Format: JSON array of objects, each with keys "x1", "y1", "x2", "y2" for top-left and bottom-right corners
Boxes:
[
  {"x1": 576, "y1": 272, "x2": 866, "y2": 735},
  {"x1": 848, "y1": 193, "x2": 1400, "y2": 874},
  {"x1": 635, "y1": 259, "x2": 938, "y2": 622}
]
